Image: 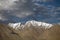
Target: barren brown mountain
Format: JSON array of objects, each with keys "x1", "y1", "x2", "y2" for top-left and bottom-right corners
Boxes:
[{"x1": 0, "y1": 24, "x2": 60, "y2": 40}]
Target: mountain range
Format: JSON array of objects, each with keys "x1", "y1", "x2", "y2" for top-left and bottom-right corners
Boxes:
[
  {"x1": 0, "y1": 21, "x2": 60, "y2": 40},
  {"x1": 8, "y1": 20, "x2": 53, "y2": 30}
]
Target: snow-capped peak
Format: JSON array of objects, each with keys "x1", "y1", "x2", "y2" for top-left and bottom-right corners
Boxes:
[
  {"x1": 8, "y1": 20, "x2": 53, "y2": 30},
  {"x1": 8, "y1": 22, "x2": 21, "y2": 29},
  {"x1": 25, "y1": 20, "x2": 53, "y2": 29}
]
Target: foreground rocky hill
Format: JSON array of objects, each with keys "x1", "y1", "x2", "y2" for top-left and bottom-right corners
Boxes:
[{"x1": 0, "y1": 24, "x2": 60, "y2": 40}]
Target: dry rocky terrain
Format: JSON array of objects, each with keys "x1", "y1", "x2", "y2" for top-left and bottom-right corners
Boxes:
[{"x1": 0, "y1": 24, "x2": 60, "y2": 40}]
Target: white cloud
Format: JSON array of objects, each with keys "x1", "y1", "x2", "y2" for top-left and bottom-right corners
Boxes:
[
  {"x1": 0, "y1": 14, "x2": 8, "y2": 21},
  {"x1": 12, "y1": 11, "x2": 34, "y2": 18},
  {"x1": 0, "y1": 0, "x2": 19, "y2": 10},
  {"x1": 0, "y1": 0, "x2": 34, "y2": 18}
]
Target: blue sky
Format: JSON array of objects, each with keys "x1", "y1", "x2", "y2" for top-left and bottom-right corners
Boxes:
[
  {"x1": 0, "y1": 0, "x2": 60, "y2": 23},
  {"x1": 54, "y1": 0, "x2": 60, "y2": 6}
]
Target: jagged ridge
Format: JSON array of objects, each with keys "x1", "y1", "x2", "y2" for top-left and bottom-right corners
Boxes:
[{"x1": 8, "y1": 20, "x2": 53, "y2": 30}]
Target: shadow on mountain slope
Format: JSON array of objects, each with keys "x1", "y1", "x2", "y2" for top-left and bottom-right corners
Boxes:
[{"x1": 0, "y1": 24, "x2": 60, "y2": 40}]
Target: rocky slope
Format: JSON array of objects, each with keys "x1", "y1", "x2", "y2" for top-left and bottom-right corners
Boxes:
[{"x1": 0, "y1": 23, "x2": 60, "y2": 40}]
